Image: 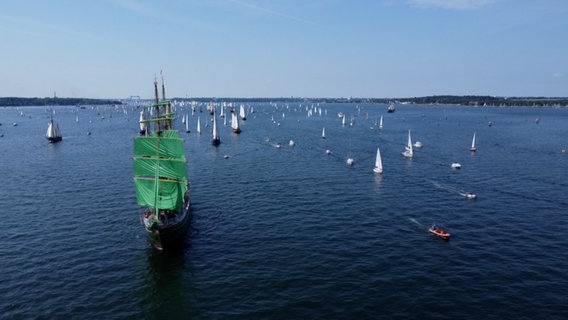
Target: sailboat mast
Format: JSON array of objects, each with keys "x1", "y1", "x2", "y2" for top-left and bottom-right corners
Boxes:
[
  {"x1": 160, "y1": 72, "x2": 173, "y2": 130},
  {"x1": 153, "y1": 152, "x2": 161, "y2": 220},
  {"x1": 153, "y1": 77, "x2": 160, "y2": 133},
  {"x1": 161, "y1": 71, "x2": 166, "y2": 101},
  {"x1": 153, "y1": 73, "x2": 166, "y2": 219}
]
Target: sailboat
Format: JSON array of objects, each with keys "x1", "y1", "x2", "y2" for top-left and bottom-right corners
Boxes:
[
  {"x1": 379, "y1": 115, "x2": 383, "y2": 130},
  {"x1": 231, "y1": 110, "x2": 241, "y2": 134},
  {"x1": 322, "y1": 127, "x2": 326, "y2": 139},
  {"x1": 46, "y1": 116, "x2": 62, "y2": 142},
  {"x1": 196, "y1": 116, "x2": 201, "y2": 134},
  {"x1": 402, "y1": 130, "x2": 413, "y2": 158},
  {"x1": 212, "y1": 108, "x2": 221, "y2": 146},
  {"x1": 185, "y1": 114, "x2": 190, "y2": 133},
  {"x1": 470, "y1": 132, "x2": 477, "y2": 152},
  {"x1": 373, "y1": 146, "x2": 383, "y2": 173},
  {"x1": 239, "y1": 104, "x2": 246, "y2": 121},
  {"x1": 133, "y1": 75, "x2": 191, "y2": 250},
  {"x1": 139, "y1": 110, "x2": 148, "y2": 136}
]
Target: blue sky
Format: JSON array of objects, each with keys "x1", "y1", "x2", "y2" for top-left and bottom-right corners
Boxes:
[{"x1": 1, "y1": 0, "x2": 567, "y2": 99}]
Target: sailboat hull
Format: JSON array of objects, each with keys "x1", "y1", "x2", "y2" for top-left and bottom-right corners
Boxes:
[{"x1": 47, "y1": 137, "x2": 62, "y2": 143}]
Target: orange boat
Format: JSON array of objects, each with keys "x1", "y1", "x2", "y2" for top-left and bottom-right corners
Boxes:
[{"x1": 429, "y1": 225, "x2": 450, "y2": 240}]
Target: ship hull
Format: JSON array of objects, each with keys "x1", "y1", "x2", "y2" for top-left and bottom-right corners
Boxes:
[{"x1": 145, "y1": 204, "x2": 191, "y2": 251}]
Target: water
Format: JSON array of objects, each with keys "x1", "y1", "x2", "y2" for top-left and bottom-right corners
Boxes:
[{"x1": 1, "y1": 103, "x2": 567, "y2": 319}]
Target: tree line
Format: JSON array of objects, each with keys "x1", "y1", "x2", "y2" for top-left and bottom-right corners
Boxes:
[
  {"x1": 0, "y1": 97, "x2": 122, "y2": 107},
  {"x1": 175, "y1": 95, "x2": 568, "y2": 107},
  {"x1": 2, "y1": 95, "x2": 567, "y2": 107}
]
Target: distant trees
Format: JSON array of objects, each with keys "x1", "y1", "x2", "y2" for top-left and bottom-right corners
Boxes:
[
  {"x1": 0, "y1": 97, "x2": 122, "y2": 107},
  {"x1": 1, "y1": 95, "x2": 566, "y2": 107},
  {"x1": 393, "y1": 95, "x2": 568, "y2": 107},
  {"x1": 177, "y1": 95, "x2": 568, "y2": 107}
]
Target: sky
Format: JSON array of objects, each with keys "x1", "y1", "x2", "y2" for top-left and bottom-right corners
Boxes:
[{"x1": 1, "y1": 0, "x2": 567, "y2": 99}]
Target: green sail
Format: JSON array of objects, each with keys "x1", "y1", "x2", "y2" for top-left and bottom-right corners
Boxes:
[
  {"x1": 134, "y1": 178, "x2": 187, "y2": 211},
  {"x1": 133, "y1": 132, "x2": 188, "y2": 212},
  {"x1": 134, "y1": 134, "x2": 185, "y2": 159},
  {"x1": 134, "y1": 157, "x2": 187, "y2": 180}
]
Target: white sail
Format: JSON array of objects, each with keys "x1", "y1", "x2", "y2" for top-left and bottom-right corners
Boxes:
[
  {"x1": 212, "y1": 116, "x2": 218, "y2": 139},
  {"x1": 402, "y1": 130, "x2": 413, "y2": 158},
  {"x1": 185, "y1": 115, "x2": 189, "y2": 132},
  {"x1": 470, "y1": 132, "x2": 477, "y2": 151},
  {"x1": 212, "y1": 110, "x2": 220, "y2": 145},
  {"x1": 373, "y1": 147, "x2": 383, "y2": 173},
  {"x1": 379, "y1": 115, "x2": 383, "y2": 129},
  {"x1": 46, "y1": 119, "x2": 62, "y2": 141},
  {"x1": 197, "y1": 116, "x2": 201, "y2": 134},
  {"x1": 239, "y1": 104, "x2": 246, "y2": 120},
  {"x1": 322, "y1": 127, "x2": 326, "y2": 139},
  {"x1": 46, "y1": 122, "x2": 54, "y2": 138},
  {"x1": 231, "y1": 111, "x2": 240, "y2": 133},
  {"x1": 139, "y1": 110, "x2": 146, "y2": 132}
]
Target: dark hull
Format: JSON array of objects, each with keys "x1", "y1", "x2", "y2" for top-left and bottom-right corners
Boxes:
[
  {"x1": 147, "y1": 205, "x2": 191, "y2": 250},
  {"x1": 47, "y1": 137, "x2": 62, "y2": 143},
  {"x1": 212, "y1": 138, "x2": 221, "y2": 146}
]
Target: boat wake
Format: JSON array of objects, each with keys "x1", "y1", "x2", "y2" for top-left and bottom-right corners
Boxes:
[
  {"x1": 429, "y1": 180, "x2": 474, "y2": 199},
  {"x1": 408, "y1": 217, "x2": 423, "y2": 227},
  {"x1": 430, "y1": 180, "x2": 454, "y2": 192}
]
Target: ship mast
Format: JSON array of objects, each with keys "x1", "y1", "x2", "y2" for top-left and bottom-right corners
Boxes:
[
  {"x1": 161, "y1": 70, "x2": 166, "y2": 101},
  {"x1": 153, "y1": 76, "x2": 161, "y2": 133},
  {"x1": 161, "y1": 71, "x2": 172, "y2": 130}
]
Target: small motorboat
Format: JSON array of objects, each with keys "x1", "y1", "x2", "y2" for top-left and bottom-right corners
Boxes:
[
  {"x1": 429, "y1": 225, "x2": 450, "y2": 240},
  {"x1": 464, "y1": 192, "x2": 477, "y2": 199},
  {"x1": 414, "y1": 141, "x2": 423, "y2": 148},
  {"x1": 451, "y1": 162, "x2": 462, "y2": 169}
]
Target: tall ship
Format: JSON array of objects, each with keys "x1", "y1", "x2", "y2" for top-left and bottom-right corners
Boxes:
[{"x1": 133, "y1": 75, "x2": 191, "y2": 250}]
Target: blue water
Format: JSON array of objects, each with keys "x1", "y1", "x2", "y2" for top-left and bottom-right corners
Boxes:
[{"x1": 1, "y1": 103, "x2": 567, "y2": 319}]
